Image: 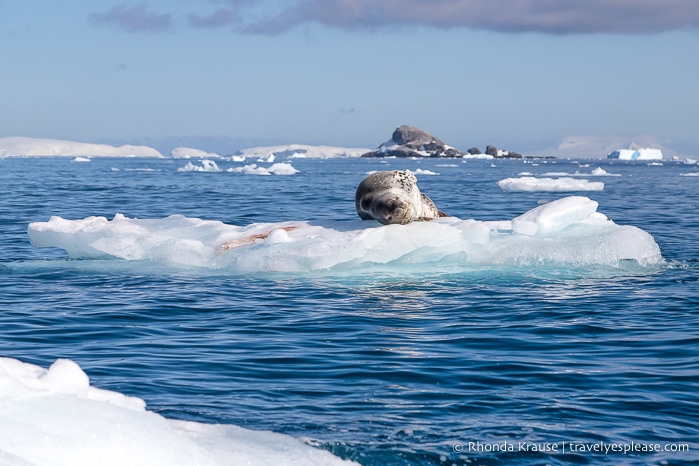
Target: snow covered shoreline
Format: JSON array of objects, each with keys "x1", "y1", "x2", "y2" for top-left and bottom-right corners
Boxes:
[
  {"x1": 0, "y1": 137, "x2": 164, "y2": 158},
  {"x1": 0, "y1": 137, "x2": 371, "y2": 159}
]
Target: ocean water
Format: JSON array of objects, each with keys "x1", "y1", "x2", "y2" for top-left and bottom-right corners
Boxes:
[{"x1": 1, "y1": 156, "x2": 698, "y2": 465}]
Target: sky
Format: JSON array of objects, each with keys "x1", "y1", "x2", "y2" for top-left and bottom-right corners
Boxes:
[{"x1": 2, "y1": 0, "x2": 698, "y2": 157}]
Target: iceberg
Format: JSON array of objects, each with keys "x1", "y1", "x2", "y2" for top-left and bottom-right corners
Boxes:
[
  {"x1": 27, "y1": 196, "x2": 662, "y2": 272},
  {"x1": 607, "y1": 148, "x2": 663, "y2": 160},
  {"x1": 497, "y1": 177, "x2": 604, "y2": 192},
  {"x1": 170, "y1": 147, "x2": 221, "y2": 159},
  {"x1": 539, "y1": 168, "x2": 620, "y2": 177},
  {"x1": 0, "y1": 137, "x2": 163, "y2": 158},
  {"x1": 177, "y1": 160, "x2": 223, "y2": 172},
  {"x1": 227, "y1": 162, "x2": 300, "y2": 176},
  {"x1": 235, "y1": 144, "x2": 371, "y2": 159},
  {"x1": 0, "y1": 357, "x2": 358, "y2": 466}
]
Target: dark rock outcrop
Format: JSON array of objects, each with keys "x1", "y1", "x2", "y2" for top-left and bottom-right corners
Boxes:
[
  {"x1": 361, "y1": 125, "x2": 526, "y2": 158},
  {"x1": 361, "y1": 125, "x2": 466, "y2": 158},
  {"x1": 485, "y1": 144, "x2": 523, "y2": 159}
]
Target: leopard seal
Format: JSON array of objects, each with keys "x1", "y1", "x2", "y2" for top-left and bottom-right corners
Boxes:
[{"x1": 355, "y1": 170, "x2": 448, "y2": 225}]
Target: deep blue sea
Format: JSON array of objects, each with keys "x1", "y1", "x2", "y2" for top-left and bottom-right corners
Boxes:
[{"x1": 1, "y1": 156, "x2": 698, "y2": 465}]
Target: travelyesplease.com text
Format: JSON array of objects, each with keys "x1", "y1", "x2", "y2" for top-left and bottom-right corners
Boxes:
[{"x1": 453, "y1": 441, "x2": 690, "y2": 455}]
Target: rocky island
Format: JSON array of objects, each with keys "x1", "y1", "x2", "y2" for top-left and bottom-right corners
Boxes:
[{"x1": 361, "y1": 125, "x2": 523, "y2": 158}]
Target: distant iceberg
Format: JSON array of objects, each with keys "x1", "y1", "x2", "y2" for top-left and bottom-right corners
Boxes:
[
  {"x1": 0, "y1": 137, "x2": 163, "y2": 158},
  {"x1": 607, "y1": 148, "x2": 663, "y2": 160},
  {"x1": 235, "y1": 144, "x2": 371, "y2": 159},
  {"x1": 171, "y1": 147, "x2": 221, "y2": 159}
]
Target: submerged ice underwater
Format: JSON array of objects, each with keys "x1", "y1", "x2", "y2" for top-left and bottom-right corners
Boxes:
[{"x1": 1, "y1": 156, "x2": 699, "y2": 465}]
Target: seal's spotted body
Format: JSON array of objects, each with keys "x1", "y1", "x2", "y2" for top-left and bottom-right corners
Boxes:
[{"x1": 355, "y1": 170, "x2": 448, "y2": 225}]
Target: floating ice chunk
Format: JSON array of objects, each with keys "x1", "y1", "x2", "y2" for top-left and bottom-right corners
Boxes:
[
  {"x1": 268, "y1": 162, "x2": 300, "y2": 175},
  {"x1": 590, "y1": 167, "x2": 620, "y2": 176},
  {"x1": 227, "y1": 163, "x2": 299, "y2": 176},
  {"x1": 541, "y1": 168, "x2": 620, "y2": 177},
  {"x1": 228, "y1": 163, "x2": 271, "y2": 175},
  {"x1": 177, "y1": 160, "x2": 222, "y2": 172},
  {"x1": 171, "y1": 147, "x2": 221, "y2": 159},
  {"x1": 497, "y1": 177, "x2": 604, "y2": 192},
  {"x1": 511, "y1": 196, "x2": 603, "y2": 236},
  {"x1": 411, "y1": 169, "x2": 439, "y2": 175},
  {"x1": 27, "y1": 196, "x2": 663, "y2": 271},
  {"x1": 71, "y1": 156, "x2": 91, "y2": 163},
  {"x1": 0, "y1": 357, "x2": 358, "y2": 466}
]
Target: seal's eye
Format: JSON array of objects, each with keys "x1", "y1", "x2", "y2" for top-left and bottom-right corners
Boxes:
[{"x1": 360, "y1": 197, "x2": 373, "y2": 210}]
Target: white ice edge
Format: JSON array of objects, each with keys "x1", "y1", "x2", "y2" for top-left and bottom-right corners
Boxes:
[
  {"x1": 26, "y1": 196, "x2": 663, "y2": 272},
  {"x1": 0, "y1": 358, "x2": 358, "y2": 466},
  {"x1": 0, "y1": 137, "x2": 163, "y2": 158},
  {"x1": 177, "y1": 160, "x2": 300, "y2": 175},
  {"x1": 498, "y1": 177, "x2": 605, "y2": 192}
]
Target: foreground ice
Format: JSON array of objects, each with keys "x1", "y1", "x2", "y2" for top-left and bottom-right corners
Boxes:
[
  {"x1": 498, "y1": 177, "x2": 604, "y2": 192},
  {"x1": 0, "y1": 358, "x2": 357, "y2": 466},
  {"x1": 27, "y1": 196, "x2": 662, "y2": 272}
]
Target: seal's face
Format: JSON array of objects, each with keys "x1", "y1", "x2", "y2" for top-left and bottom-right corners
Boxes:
[
  {"x1": 356, "y1": 171, "x2": 424, "y2": 225},
  {"x1": 358, "y1": 190, "x2": 417, "y2": 225}
]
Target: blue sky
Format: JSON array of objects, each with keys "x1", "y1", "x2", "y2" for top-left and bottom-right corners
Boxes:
[{"x1": 2, "y1": 1, "x2": 698, "y2": 157}]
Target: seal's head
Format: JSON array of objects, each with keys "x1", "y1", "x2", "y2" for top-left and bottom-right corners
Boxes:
[
  {"x1": 357, "y1": 189, "x2": 417, "y2": 225},
  {"x1": 356, "y1": 170, "x2": 444, "y2": 225}
]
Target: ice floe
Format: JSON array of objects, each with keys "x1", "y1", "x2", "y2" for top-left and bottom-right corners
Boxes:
[
  {"x1": 0, "y1": 357, "x2": 358, "y2": 466},
  {"x1": 497, "y1": 177, "x2": 604, "y2": 192},
  {"x1": 227, "y1": 162, "x2": 300, "y2": 176},
  {"x1": 412, "y1": 169, "x2": 439, "y2": 175},
  {"x1": 177, "y1": 160, "x2": 223, "y2": 172},
  {"x1": 27, "y1": 196, "x2": 662, "y2": 272},
  {"x1": 540, "y1": 168, "x2": 620, "y2": 177}
]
